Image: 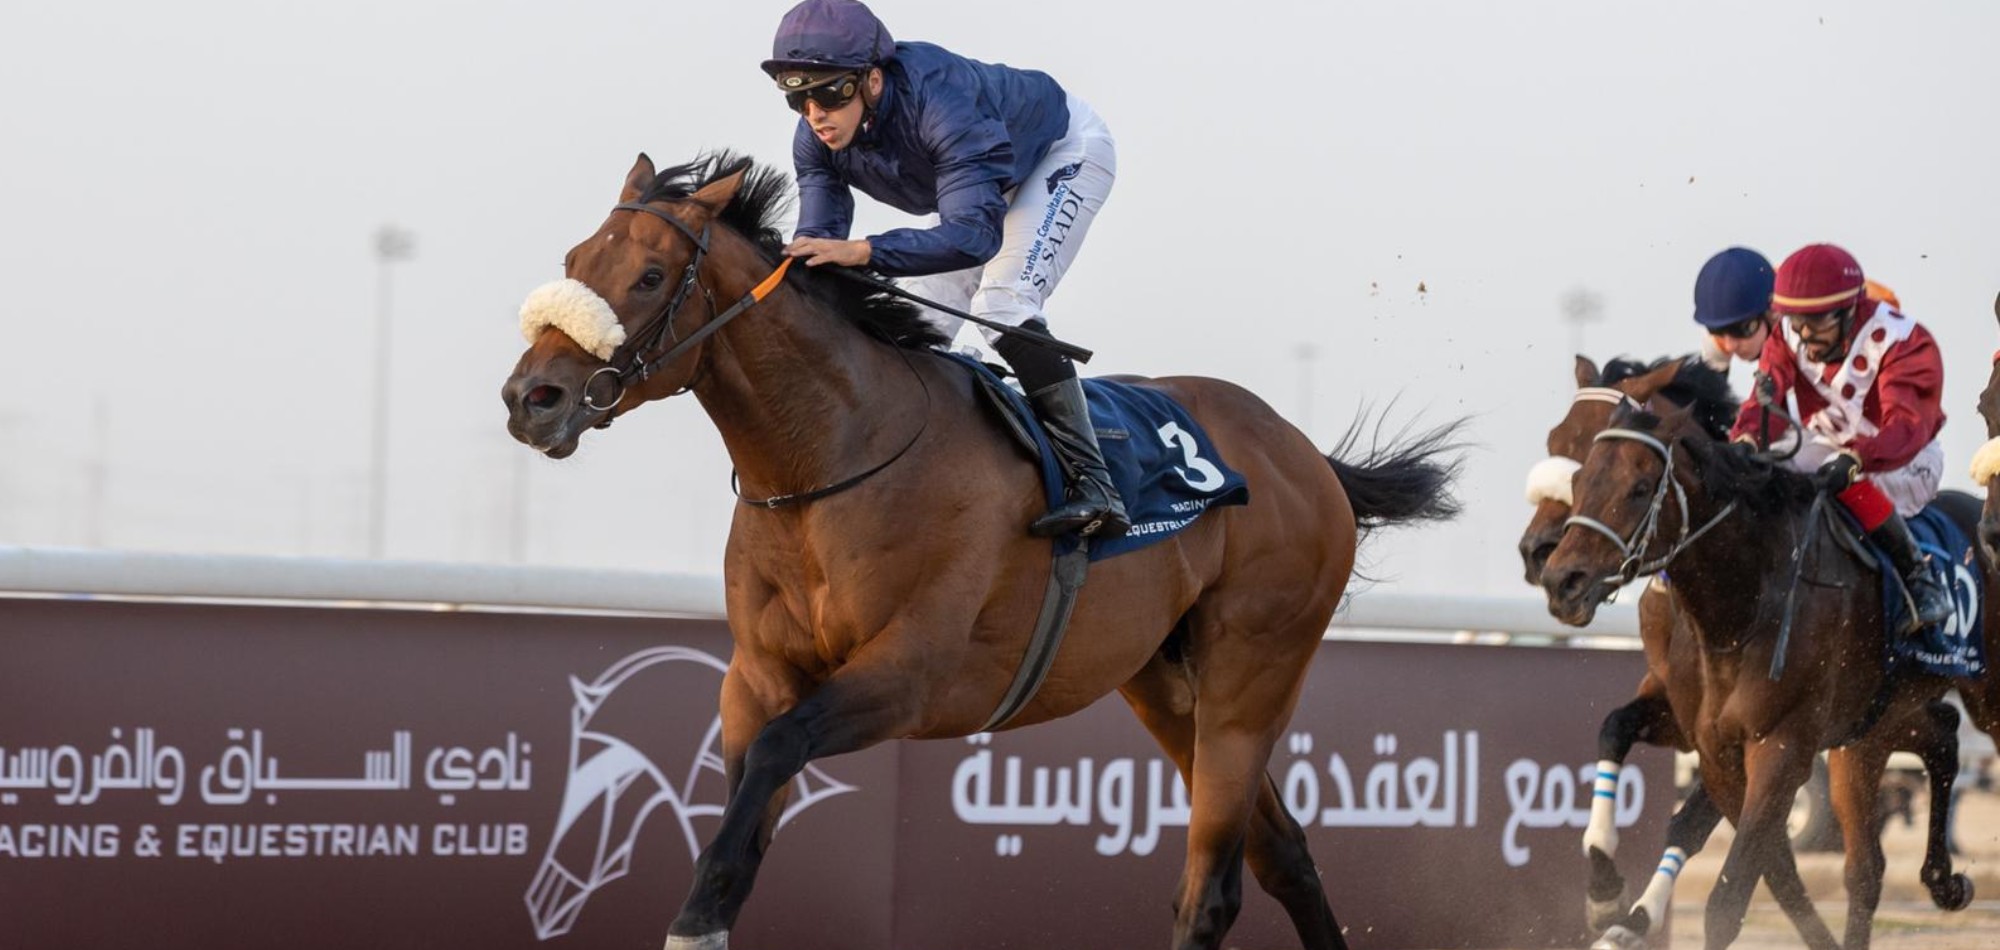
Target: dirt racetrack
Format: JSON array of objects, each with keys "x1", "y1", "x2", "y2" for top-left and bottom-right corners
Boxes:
[{"x1": 1667, "y1": 784, "x2": 2000, "y2": 949}]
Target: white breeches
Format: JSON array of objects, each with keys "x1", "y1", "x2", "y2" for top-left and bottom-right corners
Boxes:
[{"x1": 898, "y1": 94, "x2": 1115, "y2": 348}]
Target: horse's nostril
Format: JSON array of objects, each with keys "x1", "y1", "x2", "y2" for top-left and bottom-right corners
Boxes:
[
  {"x1": 526, "y1": 384, "x2": 564, "y2": 412},
  {"x1": 1556, "y1": 570, "x2": 1590, "y2": 603}
]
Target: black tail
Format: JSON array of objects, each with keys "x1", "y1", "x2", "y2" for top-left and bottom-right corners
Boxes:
[{"x1": 1325, "y1": 413, "x2": 1465, "y2": 537}]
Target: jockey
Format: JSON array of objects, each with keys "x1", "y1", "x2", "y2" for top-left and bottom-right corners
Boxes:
[
  {"x1": 1728, "y1": 243, "x2": 1951, "y2": 631},
  {"x1": 760, "y1": 0, "x2": 1129, "y2": 539},
  {"x1": 1693, "y1": 247, "x2": 1777, "y2": 372}
]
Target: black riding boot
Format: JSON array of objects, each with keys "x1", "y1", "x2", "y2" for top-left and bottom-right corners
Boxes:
[
  {"x1": 1024, "y1": 375, "x2": 1130, "y2": 538},
  {"x1": 995, "y1": 322, "x2": 1130, "y2": 539},
  {"x1": 1869, "y1": 512, "x2": 1953, "y2": 635}
]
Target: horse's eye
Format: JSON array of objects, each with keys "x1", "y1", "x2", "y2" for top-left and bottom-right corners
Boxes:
[
  {"x1": 1629, "y1": 480, "x2": 1655, "y2": 500},
  {"x1": 638, "y1": 268, "x2": 665, "y2": 291}
]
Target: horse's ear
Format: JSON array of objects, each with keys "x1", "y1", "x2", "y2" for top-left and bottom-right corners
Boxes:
[
  {"x1": 1573, "y1": 355, "x2": 1599, "y2": 389},
  {"x1": 621, "y1": 153, "x2": 657, "y2": 203},
  {"x1": 1624, "y1": 357, "x2": 1687, "y2": 403},
  {"x1": 688, "y1": 166, "x2": 748, "y2": 214}
]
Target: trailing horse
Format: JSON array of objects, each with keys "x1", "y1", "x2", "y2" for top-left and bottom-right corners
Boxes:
[
  {"x1": 1521, "y1": 355, "x2": 1969, "y2": 950},
  {"x1": 1519, "y1": 356, "x2": 1828, "y2": 948},
  {"x1": 1541, "y1": 401, "x2": 1994, "y2": 949},
  {"x1": 500, "y1": 152, "x2": 1461, "y2": 950}
]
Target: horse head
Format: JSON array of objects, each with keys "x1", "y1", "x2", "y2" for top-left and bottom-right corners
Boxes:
[
  {"x1": 1540, "y1": 401, "x2": 1728, "y2": 626},
  {"x1": 523, "y1": 645, "x2": 858, "y2": 940},
  {"x1": 502, "y1": 153, "x2": 762, "y2": 458},
  {"x1": 1976, "y1": 291, "x2": 2000, "y2": 562},
  {"x1": 1518, "y1": 355, "x2": 1714, "y2": 585}
]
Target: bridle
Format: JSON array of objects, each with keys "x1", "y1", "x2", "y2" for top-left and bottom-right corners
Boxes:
[
  {"x1": 580, "y1": 201, "x2": 793, "y2": 424},
  {"x1": 574, "y1": 198, "x2": 929, "y2": 510},
  {"x1": 1561, "y1": 425, "x2": 1737, "y2": 591}
]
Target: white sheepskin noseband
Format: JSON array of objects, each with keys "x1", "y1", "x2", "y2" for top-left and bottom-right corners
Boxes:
[
  {"x1": 519, "y1": 279, "x2": 625, "y2": 360},
  {"x1": 1972, "y1": 437, "x2": 2000, "y2": 485},
  {"x1": 1525, "y1": 456, "x2": 1582, "y2": 507}
]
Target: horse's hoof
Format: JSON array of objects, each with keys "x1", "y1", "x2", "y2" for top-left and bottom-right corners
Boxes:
[
  {"x1": 1935, "y1": 872, "x2": 1975, "y2": 912},
  {"x1": 1590, "y1": 925, "x2": 1646, "y2": 950},
  {"x1": 664, "y1": 934, "x2": 729, "y2": 950}
]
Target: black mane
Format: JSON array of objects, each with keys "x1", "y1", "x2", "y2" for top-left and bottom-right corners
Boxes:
[
  {"x1": 1606, "y1": 402, "x2": 1816, "y2": 515},
  {"x1": 637, "y1": 152, "x2": 949, "y2": 351},
  {"x1": 1596, "y1": 355, "x2": 1738, "y2": 440}
]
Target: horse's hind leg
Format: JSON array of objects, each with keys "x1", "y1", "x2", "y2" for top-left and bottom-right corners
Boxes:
[
  {"x1": 1177, "y1": 613, "x2": 1332, "y2": 950},
  {"x1": 1908, "y1": 701, "x2": 1975, "y2": 910},
  {"x1": 1119, "y1": 653, "x2": 1345, "y2": 950},
  {"x1": 1246, "y1": 772, "x2": 1346, "y2": 948}
]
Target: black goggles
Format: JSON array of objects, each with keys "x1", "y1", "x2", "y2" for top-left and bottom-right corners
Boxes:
[
  {"x1": 784, "y1": 74, "x2": 860, "y2": 114},
  {"x1": 1786, "y1": 306, "x2": 1852, "y2": 335},
  {"x1": 1715, "y1": 315, "x2": 1769, "y2": 340}
]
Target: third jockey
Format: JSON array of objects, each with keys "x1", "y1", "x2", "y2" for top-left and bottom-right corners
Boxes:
[
  {"x1": 1729, "y1": 242, "x2": 1952, "y2": 631},
  {"x1": 760, "y1": 0, "x2": 1128, "y2": 539}
]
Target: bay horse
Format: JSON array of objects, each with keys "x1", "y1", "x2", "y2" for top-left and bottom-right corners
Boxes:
[
  {"x1": 500, "y1": 152, "x2": 1461, "y2": 950},
  {"x1": 1520, "y1": 355, "x2": 1964, "y2": 950},
  {"x1": 1541, "y1": 401, "x2": 1994, "y2": 949},
  {"x1": 1516, "y1": 356, "x2": 1831, "y2": 948}
]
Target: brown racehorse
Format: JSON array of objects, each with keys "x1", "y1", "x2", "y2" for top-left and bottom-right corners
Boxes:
[
  {"x1": 1520, "y1": 355, "x2": 1968, "y2": 950},
  {"x1": 500, "y1": 153, "x2": 1461, "y2": 950},
  {"x1": 1517, "y1": 356, "x2": 1832, "y2": 949},
  {"x1": 1541, "y1": 402, "x2": 1993, "y2": 949},
  {"x1": 1977, "y1": 292, "x2": 2000, "y2": 561}
]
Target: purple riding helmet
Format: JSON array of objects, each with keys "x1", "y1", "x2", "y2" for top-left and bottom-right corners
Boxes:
[{"x1": 760, "y1": 0, "x2": 897, "y2": 77}]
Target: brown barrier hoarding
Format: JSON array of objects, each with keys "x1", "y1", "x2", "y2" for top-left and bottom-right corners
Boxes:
[{"x1": 0, "y1": 598, "x2": 1668, "y2": 949}]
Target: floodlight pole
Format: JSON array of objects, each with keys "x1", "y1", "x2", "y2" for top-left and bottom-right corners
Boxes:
[{"x1": 368, "y1": 225, "x2": 415, "y2": 559}]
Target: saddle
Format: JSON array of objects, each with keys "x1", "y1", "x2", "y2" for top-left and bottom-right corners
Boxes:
[{"x1": 949, "y1": 353, "x2": 1249, "y2": 561}]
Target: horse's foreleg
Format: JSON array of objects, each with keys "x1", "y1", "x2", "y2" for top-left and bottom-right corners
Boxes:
[
  {"x1": 1827, "y1": 743, "x2": 1892, "y2": 950},
  {"x1": 1912, "y1": 701, "x2": 1975, "y2": 910},
  {"x1": 666, "y1": 657, "x2": 923, "y2": 949},
  {"x1": 1586, "y1": 682, "x2": 1680, "y2": 930},
  {"x1": 1593, "y1": 777, "x2": 1719, "y2": 949},
  {"x1": 1703, "y1": 741, "x2": 1813, "y2": 950}
]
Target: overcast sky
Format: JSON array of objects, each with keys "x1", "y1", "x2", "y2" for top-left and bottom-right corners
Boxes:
[{"x1": 4, "y1": 1, "x2": 1997, "y2": 600}]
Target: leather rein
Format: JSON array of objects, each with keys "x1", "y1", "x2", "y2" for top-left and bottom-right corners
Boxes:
[{"x1": 583, "y1": 200, "x2": 927, "y2": 509}]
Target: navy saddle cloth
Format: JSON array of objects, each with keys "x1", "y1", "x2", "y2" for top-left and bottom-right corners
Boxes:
[
  {"x1": 1845, "y1": 503, "x2": 1986, "y2": 679},
  {"x1": 945, "y1": 353, "x2": 1249, "y2": 561}
]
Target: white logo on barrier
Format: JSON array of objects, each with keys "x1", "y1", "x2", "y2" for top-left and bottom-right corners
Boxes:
[{"x1": 523, "y1": 646, "x2": 857, "y2": 941}]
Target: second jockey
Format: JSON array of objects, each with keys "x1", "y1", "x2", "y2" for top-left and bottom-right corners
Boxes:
[
  {"x1": 1729, "y1": 243, "x2": 1951, "y2": 632},
  {"x1": 760, "y1": 0, "x2": 1129, "y2": 539}
]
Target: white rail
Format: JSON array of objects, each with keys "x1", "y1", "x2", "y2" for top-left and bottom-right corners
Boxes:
[{"x1": 0, "y1": 545, "x2": 1639, "y2": 638}]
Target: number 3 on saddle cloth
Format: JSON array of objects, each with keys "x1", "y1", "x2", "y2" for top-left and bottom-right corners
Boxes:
[
  {"x1": 1840, "y1": 504, "x2": 1988, "y2": 678},
  {"x1": 945, "y1": 353, "x2": 1250, "y2": 560}
]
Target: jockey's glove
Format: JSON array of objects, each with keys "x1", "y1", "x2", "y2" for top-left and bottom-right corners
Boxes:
[{"x1": 1815, "y1": 452, "x2": 1861, "y2": 493}]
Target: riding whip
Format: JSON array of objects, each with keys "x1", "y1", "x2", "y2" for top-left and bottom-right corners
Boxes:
[{"x1": 816, "y1": 265, "x2": 1094, "y2": 363}]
